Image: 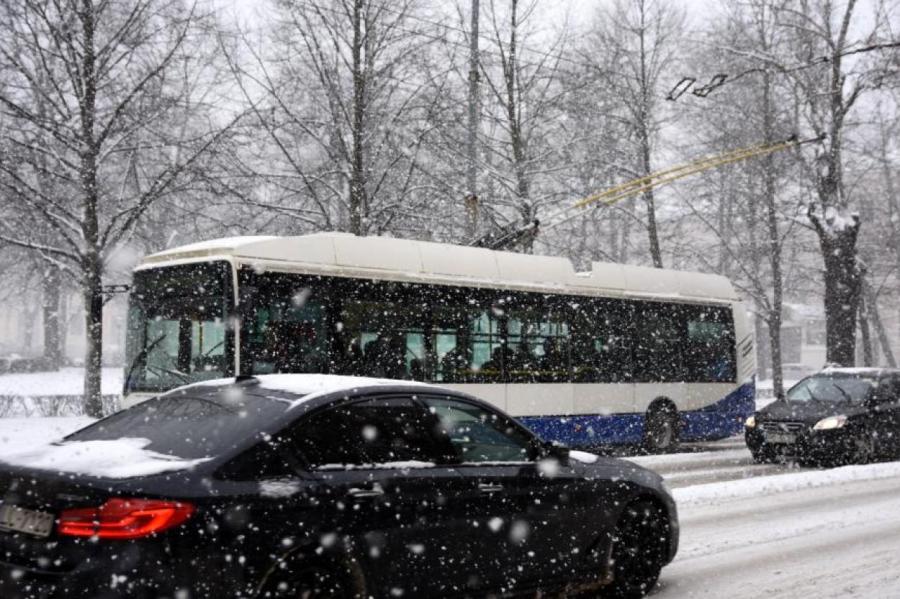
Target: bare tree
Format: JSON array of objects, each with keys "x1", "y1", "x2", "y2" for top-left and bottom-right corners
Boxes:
[
  {"x1": 223, "y1": 0, "x2": 443, "y2": 238},
  {"x1": 0, "y1": 0, "x2": 237, "y2": 415},
  {"x1": 475, "y1": 0, "x2": 572, "y2": 251},
  {"x1": 584, "y1": 0, "x2": 685, "y2": 268},
  {"x1": 783, "y1": 0, "x2": 886, "y2": 366}
]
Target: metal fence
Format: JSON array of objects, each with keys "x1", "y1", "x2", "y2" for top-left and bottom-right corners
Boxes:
[{"x1": 0, "y1": 395, "x2": 121, "y2": 418}]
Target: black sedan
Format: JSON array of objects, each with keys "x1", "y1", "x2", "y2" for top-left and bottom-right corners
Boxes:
[
  {"x1": 0, "y1": 375, "x2": 678, "y2": 599},
  {"x1": 745, "y1": 368, "x2": 900, "y2": 466}
]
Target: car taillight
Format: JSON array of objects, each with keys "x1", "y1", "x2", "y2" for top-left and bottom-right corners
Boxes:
[{"x1": 58, "y1": 498, "x2": 195, "y2": 539}]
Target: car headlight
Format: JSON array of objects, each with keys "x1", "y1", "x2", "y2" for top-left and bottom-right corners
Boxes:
[
  {"x1": 813, "y1": 415, "x2": 847, "y2": 430},
  {"x1": 744, "y1": 415, "x2": 756, "y2": 428}
]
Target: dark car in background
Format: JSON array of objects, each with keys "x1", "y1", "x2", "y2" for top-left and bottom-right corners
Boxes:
[
  {"x1": 745, "y1": 368, "x2": 900, "y2": 466},
  {"x1": 0, "y1": 375, "x2": 678, "y2": 599}
]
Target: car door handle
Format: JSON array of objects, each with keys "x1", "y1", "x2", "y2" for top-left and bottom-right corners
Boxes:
[
  {"x1": 478, "y1": 483, "x2": 504, "y2": 493},
  {"x1": 347, "y1": 485, "x2": 385, "y2": 499}
]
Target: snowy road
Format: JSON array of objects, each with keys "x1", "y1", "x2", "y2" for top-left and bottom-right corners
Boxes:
[
  {"x1": 657, "y1": 469, "x2": 900, "y2": 598},
  {"x1": 626, "y1": 441, "x2": 900, "y2": 598},
  {"x1": 628, "y1": 438, "x2": 809, "y2": 489},
  {"x1": 1, "y1": 419, "x2": 900, "y2": 597}
]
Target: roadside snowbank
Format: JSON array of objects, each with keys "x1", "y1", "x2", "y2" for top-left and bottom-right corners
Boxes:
[{"x1": 674, "y1": 460, "x2": 900, "y2": 507}]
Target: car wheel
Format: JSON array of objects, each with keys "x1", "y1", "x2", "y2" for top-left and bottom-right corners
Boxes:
[
  {"x1": 604, "y1": 500, "x2": 669, "y2": 599},
  {"x1": 644, "y1": 403, "x2": 679, "y2": 454}
]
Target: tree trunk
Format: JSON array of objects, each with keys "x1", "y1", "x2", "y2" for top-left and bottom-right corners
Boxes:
[
  {"x1": 42, "y1": 265, "x2": 63, "y2": 369},
  {"x1": 82, "y1": 257, "x2": 104, "y2": 418},
  {"x1": 858, "y1": 290, "x2": 873, "y2": 366},
  {"x1": 79, "y1": 0, "x2": 104, "y2": 417},
  {"x1": 755, "y1": 313, "x2": 769, "y2": 380},
  {"x1": 349, "y1": 0, "x2": 367, "y2": 236},
  {"x1": 865, "y1": 281, "x2": 897, "y2": 367},
  {"x1": 505, "y1": 0, "x2": 533, "y2": 253},
  {"x1": 816, "y1": 224, "x2": 862, "y2": 366},
  {"x1": 465, "y1": 0, "x2": 480, "y2": 241},
  {"x1": 761, "y1": 70, "x2": 784, "y2": 398},
  {"x1": 636, "y1": 0, "x2": 662, "y2": 269}
]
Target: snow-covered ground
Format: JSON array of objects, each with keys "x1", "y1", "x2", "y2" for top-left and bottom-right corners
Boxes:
[
  {"x1": 0, "y1": 367, "x2": 122, "y2": 397},
  {"x1": 1, "y1": 417, "x2": 898, "y2": 597}
]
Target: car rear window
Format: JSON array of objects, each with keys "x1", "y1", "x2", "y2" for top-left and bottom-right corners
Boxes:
[{"x1": 66, "y1": 389, "x2": 290, "y2": 460}]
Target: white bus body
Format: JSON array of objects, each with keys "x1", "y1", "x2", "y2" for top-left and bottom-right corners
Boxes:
[{"x1": 123, "y1": 233, "x2": 755, "y2": 446}]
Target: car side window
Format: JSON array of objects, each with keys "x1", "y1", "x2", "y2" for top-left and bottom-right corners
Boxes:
[
  {"x1": 288, "y1": 397, "x2": 444, "y2": 468},
  {"x1": 422, "y1": 396, "x2": 534, "y2": 463},
  {"x1": 216, "y1": 439, "x2": 296, "y2": 481}
]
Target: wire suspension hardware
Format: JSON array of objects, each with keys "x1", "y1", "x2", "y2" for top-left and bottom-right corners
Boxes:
[
  {"x1": 667, "y1": 40, "x2": 900, "y2": 101},
  {"x1": 574, "y1": 134, "x2": 824, "y2": 211}
]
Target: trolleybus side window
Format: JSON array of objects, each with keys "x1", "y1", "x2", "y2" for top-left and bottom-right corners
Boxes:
[
  {"x1": 335, "y1": 280, "x2": 429, "y2": 380},
  {"x1": 505, "y1": 294, "x2": 571, "y2": 383},
  {"x1": 683, "y1": 305, "x2": 736, "y2": 383},
  {"x1": 241, "y1": 272, "x2": 330, "y2": 376},
  {"x1": 570, "y1": 298, "x2": 634, "y2": 383},
  {"x1": 633, "y1": 301, "x2": 684, "y2": 383}
]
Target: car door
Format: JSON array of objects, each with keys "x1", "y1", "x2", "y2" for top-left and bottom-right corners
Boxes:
[
  {"x1": 420, "y1": 394, "x2": 590, "y2": 593},
  {"x1": 283, "y1": 395, "x2": 471, "y2": 597},
  {"x1": 873, "y1": 375, "x2": 900, "y2": 456}
]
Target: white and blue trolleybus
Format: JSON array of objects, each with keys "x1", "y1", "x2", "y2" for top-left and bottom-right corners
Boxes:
[{"x1": 123, "y1": 233, "x2": 755, "y2": 450}]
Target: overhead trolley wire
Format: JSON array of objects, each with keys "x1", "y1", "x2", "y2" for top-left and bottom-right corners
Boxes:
[{"x1": 539, "y1": 134, "x2": 824, "y2": 234}]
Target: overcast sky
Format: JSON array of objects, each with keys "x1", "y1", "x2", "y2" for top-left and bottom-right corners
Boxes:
[{"x1": 215, "y1": 0, "x2": 722, "y2": 33}]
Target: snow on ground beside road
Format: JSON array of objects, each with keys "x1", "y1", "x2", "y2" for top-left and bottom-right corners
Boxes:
[
  {"x1": 0, "y1": 367, "x2": 122, "y2": 397},
  {"x1": 628, "y1": 447, "x2": 749, "y2": 469},
  {"x1": 673, "y1": 460, "x2": 900, "y2": 506},
  {"x1": 0, "y1": 417, "x2": 93, "y2": 454}
]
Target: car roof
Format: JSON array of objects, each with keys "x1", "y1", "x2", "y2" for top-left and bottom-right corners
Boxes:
[
  {"x1": 165, "y1": 373, "x2": 452, "y2": 413},
  {"x1": 819, "y1": 367, "x2": 900, "y2": 377}
]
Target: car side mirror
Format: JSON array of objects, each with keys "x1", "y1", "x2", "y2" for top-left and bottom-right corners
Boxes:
[{"x1": 536, "y1": 441, "x2": 570, "y2": 463}]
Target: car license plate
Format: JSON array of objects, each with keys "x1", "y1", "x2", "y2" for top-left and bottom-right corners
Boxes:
[
  {"x1": 0, "y1": 504, "x2": 54, "y2": 538},
  {"x1": 765, "y1": 432, "x2": 796, "y2": 444}
]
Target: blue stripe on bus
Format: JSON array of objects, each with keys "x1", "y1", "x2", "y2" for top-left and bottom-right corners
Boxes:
[{"x1": 518, "y1": 380, "x2": 756, "y2": 447}]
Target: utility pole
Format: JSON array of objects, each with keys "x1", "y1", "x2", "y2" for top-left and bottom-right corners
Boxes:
[{"x1": 465, "y1": 0, "x2": 480, "y2": 241}]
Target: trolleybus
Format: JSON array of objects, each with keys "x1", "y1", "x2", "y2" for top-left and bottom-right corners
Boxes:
[{"x1": 123, "y1": 233, "x2": 755, "y2": 450}]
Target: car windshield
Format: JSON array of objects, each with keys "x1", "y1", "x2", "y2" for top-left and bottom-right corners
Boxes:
[
  {"x1": 64, "y1": 388, "x2": 290, "y2": 460},
  {"x1": 786, "y1": 373, "x2": 877, "y2": 404}
]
